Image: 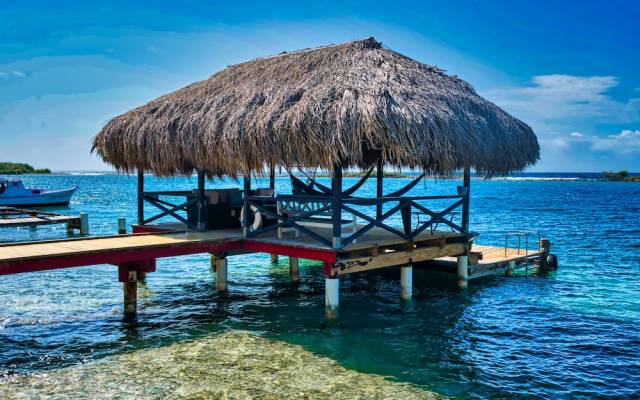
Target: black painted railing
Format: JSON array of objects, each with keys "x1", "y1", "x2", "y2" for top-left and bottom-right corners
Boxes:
[
  {"x1": 244, "y1": 191, "x2": 467, "y2": 249},
  {"x1": 140, "y1": 190, "x2": 197, "y2": 229}
]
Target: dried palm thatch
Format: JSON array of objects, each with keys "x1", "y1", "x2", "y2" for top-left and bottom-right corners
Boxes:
[{"x1": 92, "y1": 37, "x2": 538, "y2": 177}]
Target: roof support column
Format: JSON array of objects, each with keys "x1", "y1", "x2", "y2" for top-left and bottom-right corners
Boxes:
[
  {"x1": 197, "y1": 170, "x2": 206, "y2": 231},
  {"x1": 332, "y1": 162, "x2": 343, "y2": 249},
  {"x1": 461, "y1": 166, "x2": 471, "y2": 234},
  {"x1": 137, "y1": 169, "x2": 144, "y2": 225},
  {"x1": 376, "y1": 156, "x2": 383, "y2": 220},
  {"x1": 243, "y1": 174, "x2": 251, "y2": 237},
  {"x1": 269, "y1": 163, "x2": 275, "y2": 191}
]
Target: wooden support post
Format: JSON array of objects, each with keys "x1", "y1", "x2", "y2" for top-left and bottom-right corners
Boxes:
[
  {"x1": 210, "y1": 253, "x2": 217, "y2": 273},
  {"x1": 270, "y1": 254, "x2": 279, "y2": 264},
  {"x1": 243, "y1": 175, "x2": 251, "y2": 238},
  {"x1": 506, "y1": 260, "x2": 516, "y2": 276},
  {"x1": 117, "y1": 259, "x2": 155, "y2": 315},
  {"x1": 457, "y1": 255, "x2": 468, "y2": 289},
  {"x1": 119, "y1": 266, "x2": 138, "y2": 315},
  {"x1": 117, "y1": 217, "x2": 126, "y2": 234},
  {"x1": 400, "y1": 264, "x2": 413, "y2": 300},
  {"x1": 269, "y1": 163, "x2": 276, "y2": 191},
  {"x1": 80, "y1": 213, "x2": 89, "y2": 235},
  {"x1": 66, "y1": 222, "x2": 74, "y2": 234},
  {"x1": 215, "y1": 257, "x2": 228, "y2": 291},
  {"x1": 137, "y1": 169, "x2": 144, "y2": 225},
  {"x1": 197, "y1": 170, "x2": 206, "y2": 231},
  {"x1": 461, "y1": 166, "x2": 471, "y2": 234},
  {"x1": 376, "y1": 156, "x2": 383, "y2": 220},
  {"x1": 325, "y1": 277, "x2": 339, "y2": 320},
  {"x1": 289, "y1": 257, "x2": 300, "y2": 283},
  {"x1": 331, "y1": 163, "x2": 342, "y2": 249}
]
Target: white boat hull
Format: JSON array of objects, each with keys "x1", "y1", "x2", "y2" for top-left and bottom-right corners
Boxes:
[{"x1": 0, "y1": 187, "x2": 77, "y2": 207}]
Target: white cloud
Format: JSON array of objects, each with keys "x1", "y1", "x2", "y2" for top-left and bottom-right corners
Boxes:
[
  {"x1": 590, "y1": 130, "x2": 640, "y2": 154},
  {"x1": 542, "y1": 137, "x2": 570, "y2": 151},
  {"x1": 484, "y1": 74, "x2": 640, "y2": 124},
  {"x1": 555, "y1": 129, "x2": 640, "y2": 156},
  {"x1": 11, "y1": 70, "x2": 26, "y2": 78}
]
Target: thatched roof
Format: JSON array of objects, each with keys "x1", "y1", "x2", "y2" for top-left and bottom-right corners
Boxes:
[{"x1": 92, "y1": 38, "x2": 539, "y2": 177}]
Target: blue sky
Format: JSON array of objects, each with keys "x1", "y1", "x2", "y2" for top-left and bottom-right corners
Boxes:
[{"x1": 1, "y1": 0, "x2": 639, "y2": 172}]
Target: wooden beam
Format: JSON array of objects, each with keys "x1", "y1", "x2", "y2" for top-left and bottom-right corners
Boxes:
[
  {"x1": 197, "y1": 170, "x2": 206, "y2": 231},
  {"x1": 461, "y1": 166, "x2": 471, "y2": 234},
  {"x1": 376, "y1": 157, "x2": 383, "y2": 219},
  {"x1": 333, "y1": 242, "x2": 465, "y2": 275},
  {"x1": 331, "y1": 162, "x2": 342, "y2": 249},
  {"x1": 243, "y1": 175, "x2": 251, "y2": 237},
  {"x1": 269, "y1": 163, "x2": 275, "y2": 190},
  {"x1": 137, "y1": 169, "x2": 144, "y2": 225}
]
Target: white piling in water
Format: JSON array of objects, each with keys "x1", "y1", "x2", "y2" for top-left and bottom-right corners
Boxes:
[
  {"x1": 457, "y1": 255, "x2": 468, "y2": 289},
  {"x1": 289, "y1": 257, "x2": 300, "y2": 283},
  {"x1": 80, "y1": 213, "x2": 89, "y2": 235},
  {"x1": 400, "y1": 264, "x2": 413, "y2": 300},
  {"x1": 117, "y1": 217, "x2": 126, "y2": 234},
  {"x1": 215, "y1": 257, "x2": 228, "y2": 291},
  {"x1": 325, "y1": 277, "x2": 339, "y2": 320}
]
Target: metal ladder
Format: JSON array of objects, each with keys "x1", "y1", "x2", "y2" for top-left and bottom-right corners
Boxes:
[{"x1": 504, "y1": 230, "x2": 541, "y2": 275}]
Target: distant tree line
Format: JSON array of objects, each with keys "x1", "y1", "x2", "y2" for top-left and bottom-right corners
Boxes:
[
  {"x1": 601, "y1": 170, "x2": 640, "y2": 182},
  {"x1": 0, "y1": 162, "x2": 51, "y2": 174}
]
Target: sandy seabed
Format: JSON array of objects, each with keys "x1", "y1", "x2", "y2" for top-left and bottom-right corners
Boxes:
[{"x1": 0, "y1": 331, "x2": 439, "y2": 399}]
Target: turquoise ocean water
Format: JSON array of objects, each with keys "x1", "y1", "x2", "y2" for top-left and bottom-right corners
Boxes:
[{"x1": 0, "y1": 173, "x2": 639, "y2": 399}]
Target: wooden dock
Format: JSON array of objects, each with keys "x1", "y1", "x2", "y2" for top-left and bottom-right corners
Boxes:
[
  {"x1": 0, "y1": 223, "x2": 553, "y2": 318},
  {"x1": 420, "y1": 243, "x2": 548, "y2": 279},
  {"x1": 0, "y1": 206, "x2": 82, "y2": 231}
]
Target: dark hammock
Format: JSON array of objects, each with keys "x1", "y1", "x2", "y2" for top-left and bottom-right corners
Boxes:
[
  {"x1": 289, "y1": 167, "x2": 423, "y2": 198},
  {"x1": 291, "y1": 165, "x2": 375, "y2": 197}
]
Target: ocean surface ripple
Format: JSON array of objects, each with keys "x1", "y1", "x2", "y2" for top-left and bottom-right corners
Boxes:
[{"x1": 0, "y1": 174, "x2": 639, "y2": 399}]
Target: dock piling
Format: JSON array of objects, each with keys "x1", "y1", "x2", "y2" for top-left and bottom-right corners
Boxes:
[
  {"x1": 325, "y1": 277, "x2": 339, "y2": 320},
  {"x1": 270, "y1": 254, "x2": 279, "y2": 264},
  {"x1": 117, "y1": 217, "x2": 127, "y2": 234},
  {"x1": 456, "y1": 255, "x2": 468, "y2": 289},
  {"x1": 215, "y1": 257, "x2": 228, "y2": 291},
  {"x1": 289, "y1": 257, "x2": 300, "y2": 283},
  {"x1": 119, "y1": 268, "x2": 138, "y2": 315},
  {"x1": 506, "y1": 260, "x2": 516, "y2": 276},
  {"x1": 400, "y1": 264, "x2": 413, "y2": 300},
  {"x1": 210, "y1": 253, "x2": 217, "y2": 273},
  {"x1": 80, "y1": 213, "x2": 89, "y2": 235}
]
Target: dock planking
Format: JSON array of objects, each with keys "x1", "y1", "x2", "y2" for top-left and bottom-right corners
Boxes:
[{"x1": 0, "y1": 206, "x2": 81, "y2": 229}]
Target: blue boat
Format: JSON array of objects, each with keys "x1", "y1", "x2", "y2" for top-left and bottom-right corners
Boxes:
[{"x1": 0, "y1": 178, "x2": 76, "y2": 206}]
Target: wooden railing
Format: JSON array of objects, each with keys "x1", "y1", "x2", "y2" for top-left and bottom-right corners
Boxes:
[
  {"x1": 140, "y1": 190, "x2": 197, "y2": 229},
  {"x1": 244, "y1": 190, "x2": 467, "y2": 249}
]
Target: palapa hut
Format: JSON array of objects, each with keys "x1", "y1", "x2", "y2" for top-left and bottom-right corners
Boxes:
[{"x1": 92, "y1": 38, "x2": 538, "y2": 252}]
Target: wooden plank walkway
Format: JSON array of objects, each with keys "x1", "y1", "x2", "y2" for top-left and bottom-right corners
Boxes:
[
  {"x1": 420, "y1": 243, "x2": 545, "y2": 279},
  {"x1": 0, "y1": 225, "x2": 467, "y2": 276},
  {"x1": 0, "y1": 206, "x2": 80, "y2": 229}
]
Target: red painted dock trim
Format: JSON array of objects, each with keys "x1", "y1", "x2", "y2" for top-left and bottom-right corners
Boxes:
[{"x1": 1, "y1": 229, "x2": 337, "y2": 276}]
